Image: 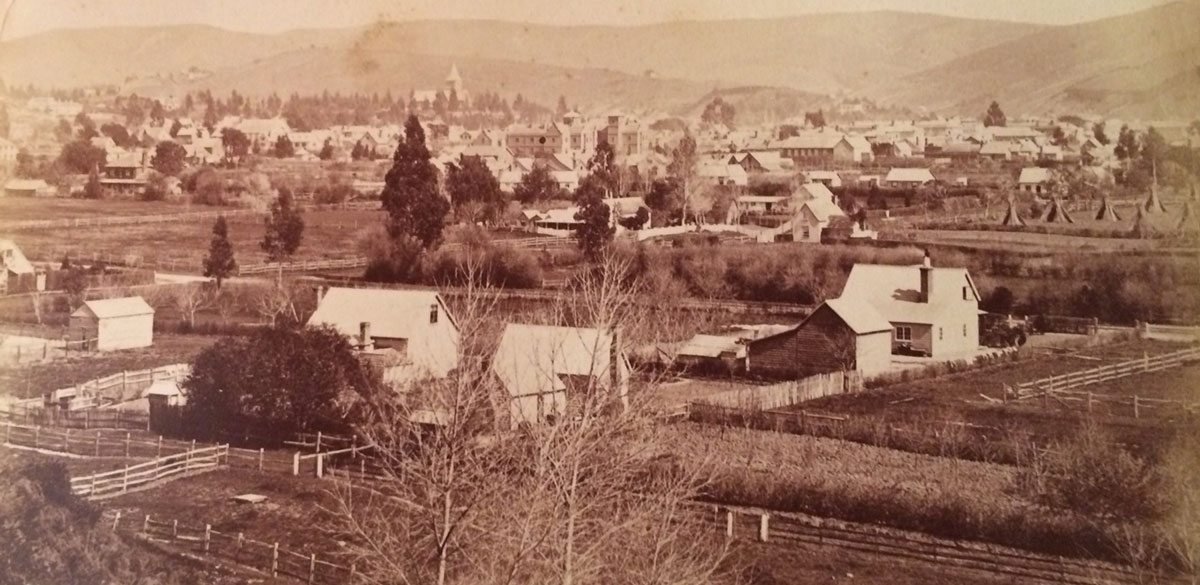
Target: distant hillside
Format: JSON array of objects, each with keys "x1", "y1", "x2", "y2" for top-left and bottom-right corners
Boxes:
[
  {"x1": 875, "y1": 1, "x2": 1200, "y2": 118},
  {"x1": 1, "y1": 5, "x2": 1195, "y2": 118}
]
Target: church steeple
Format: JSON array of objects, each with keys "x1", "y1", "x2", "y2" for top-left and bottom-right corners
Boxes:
[{"x1": 446, "y1": 64, "x2": 463, "y2": 94}]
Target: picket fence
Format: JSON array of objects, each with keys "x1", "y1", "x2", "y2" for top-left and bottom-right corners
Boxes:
[
  {"x1": 70, "y1": 444, "x2": 228, "y2": 499},
  {"x1": 237, "y1": 257, "x2": 369, "y2": 275},
  {"x1": 693, "y1": 371, "x2": 862, "y2": 411}
]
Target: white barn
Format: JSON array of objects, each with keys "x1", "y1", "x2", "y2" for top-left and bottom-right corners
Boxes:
[{"x1": 68, "y1": 297, "x2": 155, "y2": 351}]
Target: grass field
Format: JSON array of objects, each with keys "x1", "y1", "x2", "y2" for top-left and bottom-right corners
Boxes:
[
  {"x1": 0, "y1": 197, "x2": 197, "y2": 222},
  {"x1": 0, "y1": 334, "x2": 216, "y2": 399},
  {"x1": 14, "y1": 208, "x2": 384, "y2": 268}
]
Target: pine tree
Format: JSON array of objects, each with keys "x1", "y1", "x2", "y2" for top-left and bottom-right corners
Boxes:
[
  {"x1": 573, "y1": 175, "x2": 614, "y2": 259},
  {"x1": 381, "y1": 115, "x2": 449, "y2": 250},
  {"x1": 203, "y1": 216, "x2": 238, "y2": 287},
  {"x1": 262, "y1": 186, "x2": 305, "y2": 261},
  {"x1": 983, "y1": 101, "x2": 1006, "y2": 127}
]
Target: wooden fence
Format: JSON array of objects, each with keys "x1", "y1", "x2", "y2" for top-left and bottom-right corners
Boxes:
[
  {"x1": 46, "y1": 363, "x2": 190, "y2": 409},
  {"x1": 692, "y1": 371, "x2": 862, "y2": 411},
  {"x1": 0, "y1": 407, "x2": 149, "y2": 430},
  {"x1": 237, "y1": 257, "x2": 369, "y2": 275},
  {"x1": 706, "y1": 504, "x2": 1152, "y2": 585},
  {"x1": 5, "y1": 422, "x2": 200, "y2": 458},
  {"x1": 1139, "y1": 322, "x2": 1200, "y2": 342},
  {"x1": 104, "y1": 511, "x2": 357, "y2": 584},
  {"x1": 70, "y1": 444, "x2": 228, "y2": 499},
  {"x1": 1005, "y1": 346, "x2": 1200, "y2": 419}
]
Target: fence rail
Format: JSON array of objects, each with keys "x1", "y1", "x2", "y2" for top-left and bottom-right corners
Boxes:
[
  {"x1": 70, "y1": 444, "x2": 227, "y2": 499},
  {"x1": 104, "y1": 511, "x2": 357, "y2": 585},
  {"x1": 1006, "y1": 345, "x2": 1200, "y2": 419},
  {"x1": 707, "y1": 504, "x2": 1153, "y2": 585}
]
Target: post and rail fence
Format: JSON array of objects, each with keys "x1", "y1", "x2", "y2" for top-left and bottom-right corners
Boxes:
[
  {"x1": 1003, "y1": 345, "x2": 1200, "y2": 419},
  {"x1": 69, "y1": 444, "x2": 228, "y2": 499}
]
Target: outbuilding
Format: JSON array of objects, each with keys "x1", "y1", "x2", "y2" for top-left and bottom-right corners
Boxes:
[
  {"x1": 747, "y1": 297, "x2": 893, "y2": 379},
  {"x1": 68, "y1": 297, "x2": 155, "y2": 351}
]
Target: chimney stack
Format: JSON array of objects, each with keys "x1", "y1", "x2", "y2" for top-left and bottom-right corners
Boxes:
[
  {"x1": 359, "y1": 321, "x2": 372, "y2": 351},
  {"x1": 918, "y1": 251, "x2": 932, "y2": 303}
]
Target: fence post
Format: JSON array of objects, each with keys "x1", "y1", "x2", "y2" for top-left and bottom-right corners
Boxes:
[
  {"x1": 158, "y1": 436, "x2": 163, "y2": 458},
  {"x1": 316, "y1": 454, "x2": 324, "y2": 478},
  {"x1": 316, "y1": 431, "x2": 322, "y2": 452},
  {"x1": 259, "y1": 447, "x2": 265, "y2": 471},
  {"x1": 143, "y1": 514, "x2": 150, "y2": 533},
  {"x1": 85, "y1": 410, "x2": 90, "y2": 430},
  {"x1": 204, "y1": 524, "x2": 211, "y2": 553},
  {"x1": 122, "y1": 370, "x2": 128, "y2": 396},
  {"x1": 1133, "y1": 396, "x2": 1140, "y2": 419},
  {"x1": 725, "y1": 509, "x2": 734, "y2": 538},
  {"x1": 309, "y1": 553, "x2": 317, "y2": 584},
  {"x1": 95, "y1": 431, "x2": 101, "y2": 456},
  {"x1": 237, "y1": 532, "x2": 244, "y2": 556},
  {"x1": 272, "y1": 543, "x2": 280, "y2": 577},
  {"x1": 124, "y1": 432, "x2": 130, "y2": 458},
  {"x1": 172, "y1": 519, "x2": 178, "y2": 539},
  {"x1": 112, "y1": 511, "x2": 121, "y2": 531},
  {"x1": 293, "y1": 452, "x2": 301, "y2": 476},
  {"x1": 758, "y1": 513, "x2": 769, "y2": 542}
]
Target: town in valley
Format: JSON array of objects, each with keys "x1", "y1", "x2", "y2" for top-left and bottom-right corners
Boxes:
[{"x1": 1, "y1": 1, "x2": 1199, "y2": 584}]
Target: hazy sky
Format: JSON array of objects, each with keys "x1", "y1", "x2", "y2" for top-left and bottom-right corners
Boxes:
[{"x1": 0, "y1": 0, "x2": 1178, "y2": 40}]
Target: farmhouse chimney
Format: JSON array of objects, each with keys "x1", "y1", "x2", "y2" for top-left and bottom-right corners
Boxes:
[
  {"x1": 918, "y1": 252, "x2": 932, "y2": 303},
  {"x1": 359, "y1": 321, "x2": 373, "y2": 351}
]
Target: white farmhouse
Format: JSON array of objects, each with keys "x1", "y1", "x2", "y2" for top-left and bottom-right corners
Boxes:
[
  {"x1": 840, "y1": 255, "x2": 980, "y2": 358},
  {"x1": 307, "y1": 287, "x2": 460, "y2": 383},
  {"x1": 491, "y1": 323, "x2": 630, "y2": 429},
  {"x1": 68, "y1": 297, "x2": 155, "y2": 351}
]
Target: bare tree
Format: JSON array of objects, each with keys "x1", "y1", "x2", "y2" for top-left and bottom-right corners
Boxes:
[
  {"x1": 331, "y1": 251, "x2": 730, "y2": 585},
  {"x1": 171, "y1": 283, "x2": 216, "y2": 328}
]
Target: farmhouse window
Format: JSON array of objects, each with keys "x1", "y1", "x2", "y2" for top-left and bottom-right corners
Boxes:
[
  {"x1": 939, "y1": 327, "x2": 943, "y2": 340},
  {"x1": 430, "y1": 303, "x2": 439, "y2": 324},
  {"x1": 963, "y1": 324, "x2": 968, "y2": 337},
  {"x1": 895, "y1": 326, "x2": 912, "y2": 341},
  {"x1": 962, "y1": 286, "x2": 969, "y2": 300}
]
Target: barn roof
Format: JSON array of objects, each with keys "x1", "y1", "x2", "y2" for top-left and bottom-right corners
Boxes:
[
  {"x1": 75, "y1": 296, "x2": 155, "y2": 319},
  {"x1": 822, "y1": 297, "x2": 893, "y2": 334},
  {"x1": 307, "y1": 287, "x2": 455, "y2": 341}
]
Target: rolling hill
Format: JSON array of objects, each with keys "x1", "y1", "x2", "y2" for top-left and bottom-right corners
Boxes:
[
  {"x1": 875, "y1": 1, "x2": 1200, "y2": 118},
  {"x1": 1, "y1": 4, "x2": 1196, "y2": 118}
]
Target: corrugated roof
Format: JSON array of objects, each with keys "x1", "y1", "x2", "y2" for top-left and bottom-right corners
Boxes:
[
  {"x1": 76, "y1": 296, "x2": 155, "y2": 319},
  {"x1": 491, "y1": 323, "x2": 625, "y2": 398},
  {"x1": 307, "y1": 287, "x2": 453, "y2": 341}
]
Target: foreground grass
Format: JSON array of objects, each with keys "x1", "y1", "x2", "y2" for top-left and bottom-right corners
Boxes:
[{"x1": 658, "y1": 422, "x2": 1125, "y2": 562}]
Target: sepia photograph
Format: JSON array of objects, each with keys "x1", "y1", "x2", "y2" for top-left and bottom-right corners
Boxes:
[{"x1": 0, "y1": 0, "x2": 1197, "y2": 583}]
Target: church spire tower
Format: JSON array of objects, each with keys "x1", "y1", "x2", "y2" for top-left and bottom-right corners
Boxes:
[{"x1": 446, "y1": 64, "x2": 463, "y2": 94}]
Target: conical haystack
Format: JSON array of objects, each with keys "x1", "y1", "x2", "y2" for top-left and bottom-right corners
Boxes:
[
  {"x1": 1094, "y1": 197, "x2": 1121, "y2": 222},
  {"x1": 1000, "y1": 199, "x2": 1026, "y2": 227},
  {"x1": 1041, "y1": 198, "x2": 1074, "y2": 223},
  {"x1": 1130, "y1": 205, "x2": 1157, "y2": 238},
  {"x1": 1143, "y1": 184, "x2": 1167, "y2": 214},
  {"x1": 1178, "y1": 200, "x2": 1198, "y2": 232}
]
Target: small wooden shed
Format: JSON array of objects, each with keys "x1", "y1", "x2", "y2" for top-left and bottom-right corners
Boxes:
[{"x1": 68, "y1": 297, "x2": 155, "y2": 351}]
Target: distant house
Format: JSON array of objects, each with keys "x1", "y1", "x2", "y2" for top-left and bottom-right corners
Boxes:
[
  {"x1": 839, "y1": 256, "x2": 980, "y2": 358},
  {"x1": 735, "y1": 195, "x2": 789, "y2": 215},
  {"x1": 804, "y1": 171, "x2": 842, "y2": 188},
  {"x1": 676, "y1": 324, "x2": 791, "y2": 375},
  {"x1": 68, "y1": 297, "x2": 155, "y2": 351},
  {"x1": 491, "y1": 323, "x2": 630, "y2": 428},
  {"x1": 747, "y1": 297, "x2": 893, "y2": 378},
  {"x1": 1018, "y1": 167, "x2": 1054, "y2": 194},
  {"x1": 101, "y1": 152, "x2": 148, "y2": 195},
  {"x1": 3, "y1": 179, "x2": 55, "y2": 198},
  {"x1": 1, "y1": 239, "x2": 41, "y2": 294},
  {"x1": 0, "y1": 137, "x2": 19, "y2": 163},
  {"x1": 306, "y1": 287, "x2": 460, "y2": 383},
  {"x1": 979, "y1": 141, "x2": 1013, "y2": 161},
  {"x1": 526, "y1": 197, "x2": 649, "y2": 236},
  {"x1": 730, "y1": 151, "x2": 787, "y2": 174},
  {"x1": 698, "y1": 162, "x2": 748, "y2": 187},
  {"x1": 792, "y1": 197, "x2": 847, "y2": 243},
  {"x1": 885, "y1": 168, "x2": 935, "y2": 188},
  {"x1": 774, "y1": 132, "x2": 870, "y2": 163}
]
